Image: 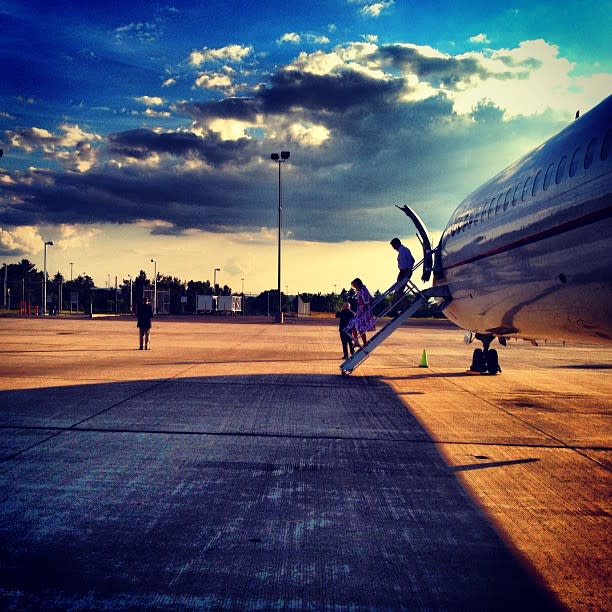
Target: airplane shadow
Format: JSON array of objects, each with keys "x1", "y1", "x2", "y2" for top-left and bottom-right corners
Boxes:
[{"x1": 0, "y1": 374, "x2": 561, "y2": 610}]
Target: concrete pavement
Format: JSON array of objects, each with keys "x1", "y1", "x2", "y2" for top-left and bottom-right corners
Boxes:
[{"x1": 0, "y1": 317, "x2": 610, "y2": 610}]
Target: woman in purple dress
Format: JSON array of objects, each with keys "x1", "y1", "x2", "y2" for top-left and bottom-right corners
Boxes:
[{"x1": 347, "y1": 277, "x2": 376, "y2": 347}]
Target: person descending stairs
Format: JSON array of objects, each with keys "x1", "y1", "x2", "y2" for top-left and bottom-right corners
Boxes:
[{"x1": 339, "y1": 270, "x2": 450, "y2": 375}]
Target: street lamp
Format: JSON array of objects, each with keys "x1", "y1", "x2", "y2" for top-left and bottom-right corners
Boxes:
[
  {"x1": 271, "y1": 150, "x2": 290, "y2": 323},
  {"x1": 128, "y1": 274, "x2": 133, "y2": 314},
  {"x1": 2, "y1": 263, "x2": 7, "y2": 309},
  {"x1": 241, "y1": 277, "x2": 245, "y2": 314},
  {"x1": 69, "y1": 262, "x2": 74, "y2": 281},
  {"x1": 42, "y1": 241, "x2": 53, "y2": 315},
  {"x1": 150, "y1": 258, "x2": 157, "y2": 315},
  {"x1": 213, "y1": 268, "x2": 220, "y2": 293}
]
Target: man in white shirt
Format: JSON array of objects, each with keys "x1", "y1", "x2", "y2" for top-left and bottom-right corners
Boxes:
[{"x1": 390, "y1": 237, "x2": 415, "y2": 312}]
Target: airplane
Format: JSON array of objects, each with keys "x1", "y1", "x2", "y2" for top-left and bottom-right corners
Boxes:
[
  {"x1": 407, "y1": 93, "x2": 612, "y2": 371},
  {"x1": 341, "y1": 94, "x2": 611, "y2": 375}
]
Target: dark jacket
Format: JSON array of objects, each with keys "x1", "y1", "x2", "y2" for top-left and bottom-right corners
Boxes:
[
  {"x1": 137, "y1": 303, "x2": 154, "y2": 330},
  {"x1": 336, "y1": 308, "x2": 354, "y2": 331}
]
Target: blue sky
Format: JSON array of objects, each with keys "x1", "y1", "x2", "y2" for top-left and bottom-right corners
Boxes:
[{"x1": 1, "y1": 0, "x2": 610, "y2": 293}]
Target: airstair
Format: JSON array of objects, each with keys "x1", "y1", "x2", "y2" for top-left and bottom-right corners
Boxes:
[{"x1": 339, "y1": 274, "x2": 449, "y2": 375}]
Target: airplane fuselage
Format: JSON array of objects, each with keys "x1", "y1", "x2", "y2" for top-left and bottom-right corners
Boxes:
[{"x1": 435, "y1": 95, "x2": 612, "y2": 344}]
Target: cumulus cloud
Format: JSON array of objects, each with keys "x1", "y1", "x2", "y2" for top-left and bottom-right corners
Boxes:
[
  {"x1": 5, "y1": 124, "x2": 102, "y2": 172},
  {"x1": 56, "y1": 224, "x2": 102, "y2": 251},
  {"x1": 194, "y1": 71, "x2": 234, "y2": 91},
  {"x1": 469, "y1": 33, "x2": 490, "y2": 44},
  {"x1": 188, "y1": 45, "x2": 253, "y2": 66},
  {"x1": 1, "y1": 38, "x2": 607, "y2": 245},
  {"x1": 278, "y1": 32, "x2": 301, "y2": 44},
  {"x1": 278, "y1": 32, "x2": 331, "y2": 45},
  {"x1": 349, "y1": 0, "x2": 395, "y2": 18},
  {"x1": 0, "y1": 225, "x2": 43, "y2": 256},
  {"x1": 134, "y1": 96, "x2": 164, "y2": 106}
]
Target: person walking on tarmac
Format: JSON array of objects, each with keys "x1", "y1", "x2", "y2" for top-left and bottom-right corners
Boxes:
[
  {"x1": 336, "y1": 302, "x2": 356, "y2": 359},
  {"x1": 390, "y1": 237, "x2": 415, "y2": 312},
  {"x1": 137, "y1": 296, "x2": 154, "y2": 350}
]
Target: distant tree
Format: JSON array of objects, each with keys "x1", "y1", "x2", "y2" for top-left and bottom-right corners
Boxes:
[
  {"x1": 248, "y1": 289, "x2": 286, "y2": 315},
  {"x1": 64, "y1": 274, "x2": 95, "y2": 312},
  {"x1": 5, "y1": 260, "x2": 39, "y2": 307}
]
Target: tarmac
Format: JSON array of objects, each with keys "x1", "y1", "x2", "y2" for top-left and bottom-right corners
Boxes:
[{"x1": 0, "y1": 316, "x2": 610, "y2": 611}]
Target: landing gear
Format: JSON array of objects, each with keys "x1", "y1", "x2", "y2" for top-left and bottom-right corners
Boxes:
[{"x1": 468, "y1": 334, "x2": 502, "y2": 375}]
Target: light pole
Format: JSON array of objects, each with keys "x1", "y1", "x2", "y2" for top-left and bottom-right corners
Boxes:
[
  {"x1": 3, "y1": 263, "x2": 7, "y2": 309},
  {"x1": 241, "y1": 277, "x2": 245, "y2": 314},
  {"x1": 42, "y1": 241, "x2": 53, "y2": 315},
  {"x1": 271, "y1": 150, "x2": 290, "y2": 323},
  {"x1": 128, "y1": 274, "x2": 133, "y2": 314},
  {"x1": 22, "y1": 265, "x2": 35, "y2": 308},
  {"x1": 150, "y1": 258, "x2": 157, "y2": 315},
  {"x1": 69, "y1": 262, "x2": 74, "y2": 281},
  {"x1": 213, "y1": 268, "x2": 220, "y2": 293}
]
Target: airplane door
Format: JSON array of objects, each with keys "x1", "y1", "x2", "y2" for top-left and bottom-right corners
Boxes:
[{"x1": 396, "y1": 205, "x2": 434, "y2": 282}]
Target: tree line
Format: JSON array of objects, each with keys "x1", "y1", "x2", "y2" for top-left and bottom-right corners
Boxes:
[{"x1": 2, "y1": 259, "x2": 443, "y2": 318}]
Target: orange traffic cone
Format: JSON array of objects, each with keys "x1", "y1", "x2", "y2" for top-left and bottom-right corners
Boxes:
[{"x1": 419, "y1": 349, "x2": 429, "y2": 368}]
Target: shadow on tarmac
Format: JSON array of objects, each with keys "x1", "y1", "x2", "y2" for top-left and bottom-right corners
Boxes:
[{"x1": 0, "y1": 374, "x2": 562, "y2": 610}]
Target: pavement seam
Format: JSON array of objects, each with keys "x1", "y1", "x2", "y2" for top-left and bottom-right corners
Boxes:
[
  {"x1": 1, "y1": 327, "x2": 273, "y2": 462},
  {"x1": 1, "y1": 423, "x2": 610, "y2": 451}
]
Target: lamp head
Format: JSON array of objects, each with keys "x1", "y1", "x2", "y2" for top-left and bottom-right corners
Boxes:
[
  {"x1": 280, "y1": 151, "x2": 290, "y2": 160},
  {"x1": 270, "y1": 153, "x2": 279, "y2": 161}
]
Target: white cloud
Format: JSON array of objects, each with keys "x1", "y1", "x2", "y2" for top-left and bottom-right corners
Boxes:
[
  {"x1": 56, "y1": 224, "x2": 102, "y2": 251},
  {"x1": 0, "y1": 225, "x2": 43, "y2": 255},
  {"x1": 58, "y1": 124, "x2": 101, "y2": 147},
  {"x1": 278, "y1": 32, "x2": 330, "y2": 45},
  {"x1": 469, "y1": 33, "x2": 490, "y2": 44},
  {"x1": 188, "y1": 44, "x2": 252, "y2": 66},
  {"x1": 207, "y1": 118, "x2": 256, "y2": 141},
  {"x1": 8, "y1": 127, "x2": 54, "y2": 152},
  {"x1": 162, "y1": 78, "x2": 176, "y2": 87},
  {"x1": 279, "y1": 32, "x2": 301, "y2": 44},
  {"x1": 358, "y1": 1, "x2": 394, "y2": 18},
  {"x1": 194, "y1": 72, "x2": 234, "y2": 90},
  {"x1": 134, "y1": 96, "x2": 164, "y2": 106},
  {"x1": 287, "y1": 123, "x2": 331, "y2": 147},
  {"x1": 451, "y1": 39, "x2": 579, "y2": 117},
  {"x1": 144, "y1": 109, "x2": 171, "y2": 118}
]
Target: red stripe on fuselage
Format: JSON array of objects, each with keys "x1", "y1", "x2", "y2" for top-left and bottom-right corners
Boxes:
[{"x1": 442, "y1": 204, "x2": 612, "y2": 272}]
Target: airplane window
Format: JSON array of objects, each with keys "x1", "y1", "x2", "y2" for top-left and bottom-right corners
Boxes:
[
  {"x1": 503, "y1": 187, "x2": 512, "y2": 210},
  {"x1": 543, "y1": 163, "x2": 555, "y2": 191},
  {"x1": 556, "y1": 156, "x2": 567, "y2": 184},
  {"x1": 532, "y1": 170, "x2": 542, "y2": 196},
  {"x1": 584, "y1": 138, "x2": 598, "y2": 169},
  {"x1": 569, "y1": 147, "x2": 583, "y2": 177},
  {"x1": 513, "y1": 183, "x2": 522, "y2": 205},
  {"x1": 601, "y1": 128, "x2": 611, "y2": 161},
  {"x1": 522, "y1": 176, "x2": 532, "y2": 201},
  {"x1": 495, "y1": 193, "x2": 504, "y2": 214}
]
